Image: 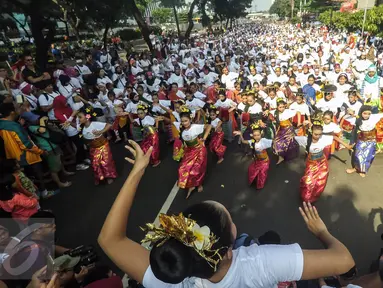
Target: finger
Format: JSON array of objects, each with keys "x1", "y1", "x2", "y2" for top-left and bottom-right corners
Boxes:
[
  {"x1": 299, "y1": 207, "x2": 309, "y2": 223},
  {"x1": 128, "y1": 139, "x2": 140, "y2": 151},
  {"x1": 125, "y1": 157, "x2": 135, "y2": 164},
  {"x1": 33, "y1": 265, "x2": 47, "y2": 279},
  {"x1": 125, "y1": 145, "x2": 136, "y2": 157},
  {"x1": 145, "y1": 146, "x2": 153, "y2": 158},
  {"x1": 307, "y1": 202, "x2": 315, "y2": 219},
  {"x1": 303, "y1": 202, "x2": 313, "y2": 220},
  {"x1": 47, "y1": 273, "x2": 59, "y2": 288},
  {"x1": 312, "y1": 205, "x2": 320, "y2": 219}
]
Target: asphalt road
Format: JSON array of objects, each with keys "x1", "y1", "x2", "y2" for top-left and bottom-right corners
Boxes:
[{"x1": 43, "y1": 131, "x2": 383, "y2": 278}]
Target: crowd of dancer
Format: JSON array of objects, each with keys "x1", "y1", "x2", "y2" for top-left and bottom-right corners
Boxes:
[{"x1": 1, "y1": 21, "x2": 383, "y2": 287}]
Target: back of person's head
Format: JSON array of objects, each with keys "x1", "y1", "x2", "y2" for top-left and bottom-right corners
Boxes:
[
  {"x1": 0, "y1": 103, "x2": 16, "y2": 118},
  {"x1": 150, "y1": 201, "x2": 235, "y2": 283},
  {"x1": 28, "y1": 210, "x2": 56, "y2": 225},
  {"x1": 0, "y1": 159, "x2": 18, "y2": 174}
]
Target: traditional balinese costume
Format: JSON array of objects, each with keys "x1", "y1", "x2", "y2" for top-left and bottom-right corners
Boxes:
[
  {"x1": 209, "y1": 118, "x2": 226, "y2": 162},
  {"x1": 135, "y1": 115, "x2": 160, "y2": 166},
  {"x1": 177, "y1": 124, "x2": 207, "y2": 189},
  {"x1": 349, "y1": 113, "x2": 383, "y2": 173},
  {"x1": 289, "y1": 101, "x2": 310, "y2": 136},
  {"x1": 322, "y1": 122, "x2": 342, "y2": 157},
  {"x1": 339, "y1": 100, "x2": 362, "y2": 148},
  {"x1": 215, "y1": 97, "x2": 238, "y2": 142},
  {"x1": 295, "y1": 135, "x2": 333, "y2": 203},
  {"x1": 272, "y1": 109, "x2": 299, "y2": 161},
  {"x1": 82, "y1": 122, "x2": 117, "y2": 184},
  {"x1": 247, "y1": 138, "x2": 272, "y2": 189}
]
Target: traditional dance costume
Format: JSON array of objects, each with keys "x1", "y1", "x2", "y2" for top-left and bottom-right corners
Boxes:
[
  {"x1": 322, "y1": 122, "x2": 341, "y2": 157},
  {"x1": 295, "y1": 135, "x2": 333, "y2": 203},
  {"x1": 350, "y1": 114, "x2": 383, "y2": 173},
  {"x1": 82, "y1": 122, "x2": 117, "y2": 184},
  {"x1": 135, "y1": 116, "x2": 160, "y2": 166},
  {"x1": 247, "y1": 138, "x2": 272, "y2": 189},
  {"x1": 289, "y1": 102, "x2": 310, "y2": 136},
  {"x1": 339, "y1": 100, "x2": 362, "y2": 147},
  {"x1": 209, "y1": 118, "x2": 226, "y2": 161},
  {"x1": 272, "y1": 109, "x2": 299, "y2": 161},
  {"x1": 215, "y1": 97, "x2": 238, "y2": 142},
  {"x1": 176, "y1": 124, "x2": 207, "y2": 189},
  {"x1": 125, "y1": 101, "x2": 143, "y2": 142}
]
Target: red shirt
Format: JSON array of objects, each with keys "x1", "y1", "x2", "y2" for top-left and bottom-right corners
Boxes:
[{"x1": 0, "y1": 193, "x2": 38, "y2": 221}]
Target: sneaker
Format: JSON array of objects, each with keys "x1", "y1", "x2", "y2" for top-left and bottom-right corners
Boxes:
[
  {"x1": 76, "y1": 164, "x2": 89, "y2": 171},
  {"x1": 83, "y1": 159, "x2": 91, "y2": 165}
]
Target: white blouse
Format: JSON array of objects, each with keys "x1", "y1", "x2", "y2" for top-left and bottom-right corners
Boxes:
[
  {"x1": 134, "y1": 115, "x2": 155, "y2": 127},
  {"x1": 348, "y1": 113, "x2": 383, "y2": 131},
  {"x1": 152, "y1": 100, "x2": 171, "y2": 115},
  {"x1": 181, "y1": 124, "x2": 204, "y2": 141},
  {"x1": 125, "y1": 102, "x2": 140, "y2": 114},
  {"x1": 248, "y1": 138, "x2": 273, "y2": 151},
  {"x1": 316, "y1": 98, "x2": 342, "y2": 113},
  {"x1": 215, "y1": 98, "x2": 237, "y2": 109},
  {"x1": 210, "y1": 118, "x2": 221, "y2": 129},
  {"x1": 82, "y1": 121, "x2": 107, "y2": 140},
  {"x1": 186, "y1": 98, "x2": 205, "y2": 111},
  {"x1": 272, "y1": 109, "x2": 297, "y2": 121},
  {"x1": 323, "y1": 122, "x2": 341, "y2": 134},
  {"x1": 295, "y1": 135, "x2": 334, "y2": 153},
  {"x1": 289, "y1": 102, "x2": 310, "y2": 116}
]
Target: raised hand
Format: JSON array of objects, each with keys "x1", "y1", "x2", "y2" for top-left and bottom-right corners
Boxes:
[
  {"x1": 125, "y1": 140, "x2": 152, "y2": 171},
  {"x1": 299, "y1": 202, "x2": 328, "y2": 238}
]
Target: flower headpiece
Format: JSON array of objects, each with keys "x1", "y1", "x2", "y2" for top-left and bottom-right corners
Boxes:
[
  {"x1": 276, "y1": 97, "x2": 285, "y2": 103},
  {"x1": 180, "y1": 106, "x2": 191, "y2": 114},
  {"x1": 209, "y1": 104, "x2": 217, "y2": 110},
  {"x1": 141, "y1": 213, "x2": 226, "y2": 271},
  {"x1": 137, "y1": 103, "x2": 149, "y2": 113},
  {"x1": 250, "y1": 123, "x2": 260, "y2": 130},
  {"x1": 312, "y1": 119, "x2": 324, "y2": 127}
]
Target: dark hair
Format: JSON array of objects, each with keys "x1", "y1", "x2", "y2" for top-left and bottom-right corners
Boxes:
[
  {"x1": 0, "y1": 159, "x2": 18, "y2": 174},
  {"x1": 0, "y1": 174, "x2": 15, "y2": 201},
  {"x1": 323, "y1": 110, "x2": 334, "y2": 119},
  {"x1": 0, "y1": 103, "x2": 16, "y2": 117},
  {"x1": 107, "y1": 90, "x2": 116, "y2": 98},
  {"x1": 28, "y1": 211, "x2": 56, "y2": 226},
  {"x1": 150, "y1": 202, "x2": 233, "y2": 283},
  {"x1": 274, "y1": 100, "x2": 287, "y2": 128},
  {"x1": 78, "y1": 107, "x2": 97, "y2": 122}
]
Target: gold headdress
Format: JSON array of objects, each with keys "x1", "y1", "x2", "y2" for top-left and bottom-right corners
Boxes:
[
  {"x1": 209, "y1": 104, "x2": 217, "y2": 110},
  {"x1": 137, "y1": 103, "x2": 149, "y2": 112},
  {"x1": 141, "y1": 213, "x2": 225, "y2": 271},
  {"x1": 312, "y1": 119, "x2": 324, "y2": 127},
  {"x1": 180, "y1": 106, "x2": 191, "y2": 114},
  {"x1": 276, "y1": 97, "x2": 285, "y2": 103},
  {"x1": 250, "y1": 123, "x2": 260, "y2": 130}
]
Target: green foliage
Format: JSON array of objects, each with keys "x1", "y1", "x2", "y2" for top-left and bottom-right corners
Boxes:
[
  {"x1": 304, "y1": 0, "x2": 341, "y2": 13},
  {"x1": 119, "y1": 28, "x2": 142, "y2": 41},
  {"x1": 318, "y1": 5, "x2": 383, "y2": 35},
  {"x1": 269, "y1": 0, "x2": 292, "y2": 18},
  {"x1": 151, "y1": 8, "x2": 173, "y2": 23},
  {"x1": 291, "y1": 16, "x2": 301, "y2": 24},
  {"x1": 149, "y1": 25, "x2": 163, "y2": 34},
  {"x1": 178, "y1": 11, "x2": 189, "y2": 23}
]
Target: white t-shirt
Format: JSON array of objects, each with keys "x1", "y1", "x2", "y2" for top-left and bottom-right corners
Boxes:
[
  {"x1": 248, "y1": 138, "x2": 273, "y2": 151},
  {"x1": 168, "y1": 74, "x2": 184, "y2": 88},
  {"x1": 210, "y1": 118, "x2": 221, "y2": 129},
  {"x1": 289, "y1": 102, "x2": 310, "y2": 116},
  {"x1": 295, "y1": 135, "x2": 333, "y2": 153},
  {"x1": 143, "y1": 244, "x2": 304, "y2": 288},
  {"x1": 221, "y1": 72, "x2": 239, "y2": 90},
  {"x1": 348, "y1": 114, "x2": 383, "y2": 131},
  {"x1": 215, "y1": 98, "x2": 237, "y2": 109},
  {"x1": 181, "y1": 124, "x2": 204, "y2": 141},
  {"x1": 134, "y1": 115, "x2": 155, "y2": 127},
  {"x1": 38, "y1": 92, "x2": 60, "y2": 120},
  {"x1": 271, "y1": 109, "x2": 297, "y2": 121},
  {"x1": 194, "y1": 91, "x2": 207, "y2": 100},
  {"x1": 323, "y1": 122, "x2": 341, "y2": 134},
  {"x1": 82, "y1": 121, "x2": 107, "y2": 140},
  {"x1": 152, "y1": 100, "x2": 171, "y2": 115},
  {"x1": 186, "y1": 98, "x2": 205, "y2": 111}
]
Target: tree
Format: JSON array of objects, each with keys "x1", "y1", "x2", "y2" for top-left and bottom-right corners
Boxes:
[
  {"x1": 126, "y1": 0, "x2": 153, "y2": 51},
  {"x1": 210, "y1": 0, "x2": 251, "y2": 29},
  {"x1": 151, "y1": 7, "x2": 173, "y2": 23},
  {"x1": 269, "y1": 0, "x2": 300, "y2": 18},
  {"x1": 305, "y1": 0, "x2": 341, "y2": 13},
  {"x1": 161, "y1": 0, "x2": 185, "y2": 38},
  {"x1": 199, "y1": 0, "x2": 212, "y2": 30},
  {"x1": 185, "y1": 0, "x2": 199, "y2": 38}
]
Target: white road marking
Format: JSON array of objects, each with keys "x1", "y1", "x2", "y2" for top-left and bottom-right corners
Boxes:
[{"x1": 122, "y1": 181, "x2": 180, "y2": 287}]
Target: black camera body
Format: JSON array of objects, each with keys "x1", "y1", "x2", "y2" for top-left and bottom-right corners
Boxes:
[{"x1": 64, "y1": 245, "x2": 98, "y2": 274}]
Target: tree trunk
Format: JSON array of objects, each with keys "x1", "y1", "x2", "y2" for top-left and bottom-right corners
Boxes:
[
  {"x1": 200, "y1": 0, "x2": 212, "y2": 31},
  {"x1": 173, "y1": 5, "x2": 181, "y2": 38},
  {"x1": 127, "y1": 0, "x2": 153, "y2": 51},
  {"x1": 103, "y1": 24, "x2": 109, "y2": 49},
  {"x1": 64, "y1": 21, "x2": 70, "y2": 37},
  {"x1": 29, "y1": 9, "x2": 49, "y2": 69},
  {"x1": 185, "y1": 0, "x2": 198, "y2": 39},
  {"x1": 229, "y1": 18, "x2": 233, "y2": 29},
  {"x1": 225, "y1": 18, "x2": 229, "y2": 29},
  {"x1": 290, "y1": 0, "x2": 295, "y2": 18}
]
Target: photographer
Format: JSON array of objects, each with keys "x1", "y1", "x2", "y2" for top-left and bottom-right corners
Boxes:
[
  {"x1": 52, "y1": 255, "x2": 90, "y2": 288},
  {"x1": 27, "y1": 116, "x2": 73, "y2": 189}
]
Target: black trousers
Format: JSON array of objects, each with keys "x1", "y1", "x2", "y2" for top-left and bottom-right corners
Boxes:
[{"x1": 69, "y1": 134, "x2": 87, "y2": 164}]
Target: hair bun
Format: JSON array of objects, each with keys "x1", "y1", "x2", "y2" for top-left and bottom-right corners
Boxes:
[{"x1": 150, "y1": 238, "x2": 193, "y2": 284}]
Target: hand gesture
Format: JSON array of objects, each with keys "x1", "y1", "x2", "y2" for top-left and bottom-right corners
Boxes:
[
  {"x1": 60, "y1": 122, "x2": 71, "y2": 129},
  {"x1": 74, "y1": 266, "x2": 89, "y2": 283},
  {"x1": 125, "y1": 140, "x2": 152, "y2": 171},
  {"x1": 309, "y1": 98, "x2": 315, "y2": 106},
  {"x1": 346, "y1": 143, "x2": 355, "y2": 151},
  {"x1": 233, "y1": 130, "x2": 242, "y2": 136},
  {"x1": 29, "y1": 266, "x2": 60, "y2": 288},
  {"x1": 299, "y1": 202, "x2": 328, "y2": 238}
]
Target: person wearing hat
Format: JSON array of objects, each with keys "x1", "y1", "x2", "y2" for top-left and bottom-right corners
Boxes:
[{"x1": 53, "y1": 254, "x2": 88, "y2": 287}]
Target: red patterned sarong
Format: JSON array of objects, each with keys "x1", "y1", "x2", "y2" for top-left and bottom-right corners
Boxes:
[
  {"x1": 141, "y1": 132, "x2": 160, "y2": 165},
  {"x1": 178, "y1": 144, "x2": 207, "y2": 189},
  {"x1": 248, "y1": 157, "x2": 270, "y2": 189},
  {"x1": 209, "y1": 131, "x2": 226, "y2": 160},
  {"x1": 89, "y1": 142, "x2": 118, "y2": 184},
  {"x1": 300, "y1": 155, "x2": 329, "y2": 203}
]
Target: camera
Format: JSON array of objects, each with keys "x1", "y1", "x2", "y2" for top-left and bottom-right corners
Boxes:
[{"x1": 64, "y1": 245, "x2": 98, "y2": 273}]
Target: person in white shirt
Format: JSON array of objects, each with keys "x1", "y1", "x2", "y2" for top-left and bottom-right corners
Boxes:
[
  {"x1": 130, "y1": 58, "x2": 144, "y2": 76},
  {"x1": 167, "y1": 67, "x2": 185, "y2": 88},
  {"x1": 112, "y1": 65, "x2": 127, "y2": 90},
  {"x1": 144, "y1": 72, "x2": 161, "y2": 93},
  {"x1": 335, "y1": 73, "x2": 352, "y2": 102},
  {"x1": 248, "y1": 66, "x2": 264, "y2": 87},
  {"x1": 221, "y1": 67, "x2": 238, "y2": 90},
  {"x1": 97, "y1": 69, "x2": 113, "y2": 86},
  {"x1": 38, "y1": 84, "x2": 60, "y2": 120},
  {"x1": 199, "y1": 67, "x2": 219, "y2": 88},
  {"x1": 98, "y1": 149, "x2": 355, "y2": 288},
  {"x1": 267, "y1": 67, "x2": 288, "y2": 85},
  {"x1": 139, "y1": 53, "x2": 152, "y2": 71},
  {"x1": 289, "y1": 93, "x2": 311, "y2": 136},
  {"x1": 74, "y1": 59, "x2": 92, "y2": 76}
]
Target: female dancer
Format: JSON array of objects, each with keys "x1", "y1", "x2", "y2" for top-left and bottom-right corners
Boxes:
[
  {"x1": 125, "y1": 93, "x2": 144, "y2": 142},
  {"x1": 289, "y1": 93, "x2": 311, "y2": 136},
  {"x1": 295, "y1": 120, "x2": 353, "y2": 203},
  {"x1": 215, "y1": 91, "x2": 238, "y2": 142},
  {"x1": 322, "y1": 110, "x2": 341, "y2": 158},
  {"x1": 134, "y1": 104, "x2": 161, "y2": 167},
  {"x1": 272, "y1": 99, "x2": 299, "y2": 165},
  {"x1": 339, "y1": 91, "x2": 362, "y2": 148},
  {"x1": 208, "y1": 105, "x2": 226, "y2": 164},
  {"x1": 346, "y1": 105, "x2": 383, "y2": 177},
  {"x1": 234, "y1": 124, "x2": 272, "y2": 190},
  {"x1": 174, "y1": 107, "x2": 211, "y2": 199},
  {"x1": 78, "y1": 107, "x2": 117, "y2": 185}
]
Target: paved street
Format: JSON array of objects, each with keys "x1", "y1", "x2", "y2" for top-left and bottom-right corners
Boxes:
[{"x1": 43, "y1": 132, "x2": 383, "y2": 277}]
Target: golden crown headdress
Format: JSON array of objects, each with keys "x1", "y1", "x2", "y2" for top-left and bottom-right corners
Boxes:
[
  {"x1": 312, "y1": 119, "x2": 324, "y2": 127},
  {"x1": 276, "y1": 97, "x2": 285, "y2": 103},
  {"x1": 180, "y1": 106, "x2": 191, "y2": 114},
  {"x1": 137, "y1": 104, "x2": 148, "y2": 111},
  {"x1": 141, "y1": 213, "x2": 226, "y2": 271},
  {"x1": 209, "y1": 104, "x2": 217, "y2": 110},
  {"x1": 250, "y1": 123, "x2": 260, "y2": 130}
]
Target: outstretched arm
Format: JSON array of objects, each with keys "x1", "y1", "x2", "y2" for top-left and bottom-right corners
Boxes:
[{"x1": 98, "y1": 141, "x2": 152, "y2": 283}]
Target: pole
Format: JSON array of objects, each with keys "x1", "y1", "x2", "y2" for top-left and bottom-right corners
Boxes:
[{"x1": 361, "y1": 7, "x2": 367, "y2": 37}]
